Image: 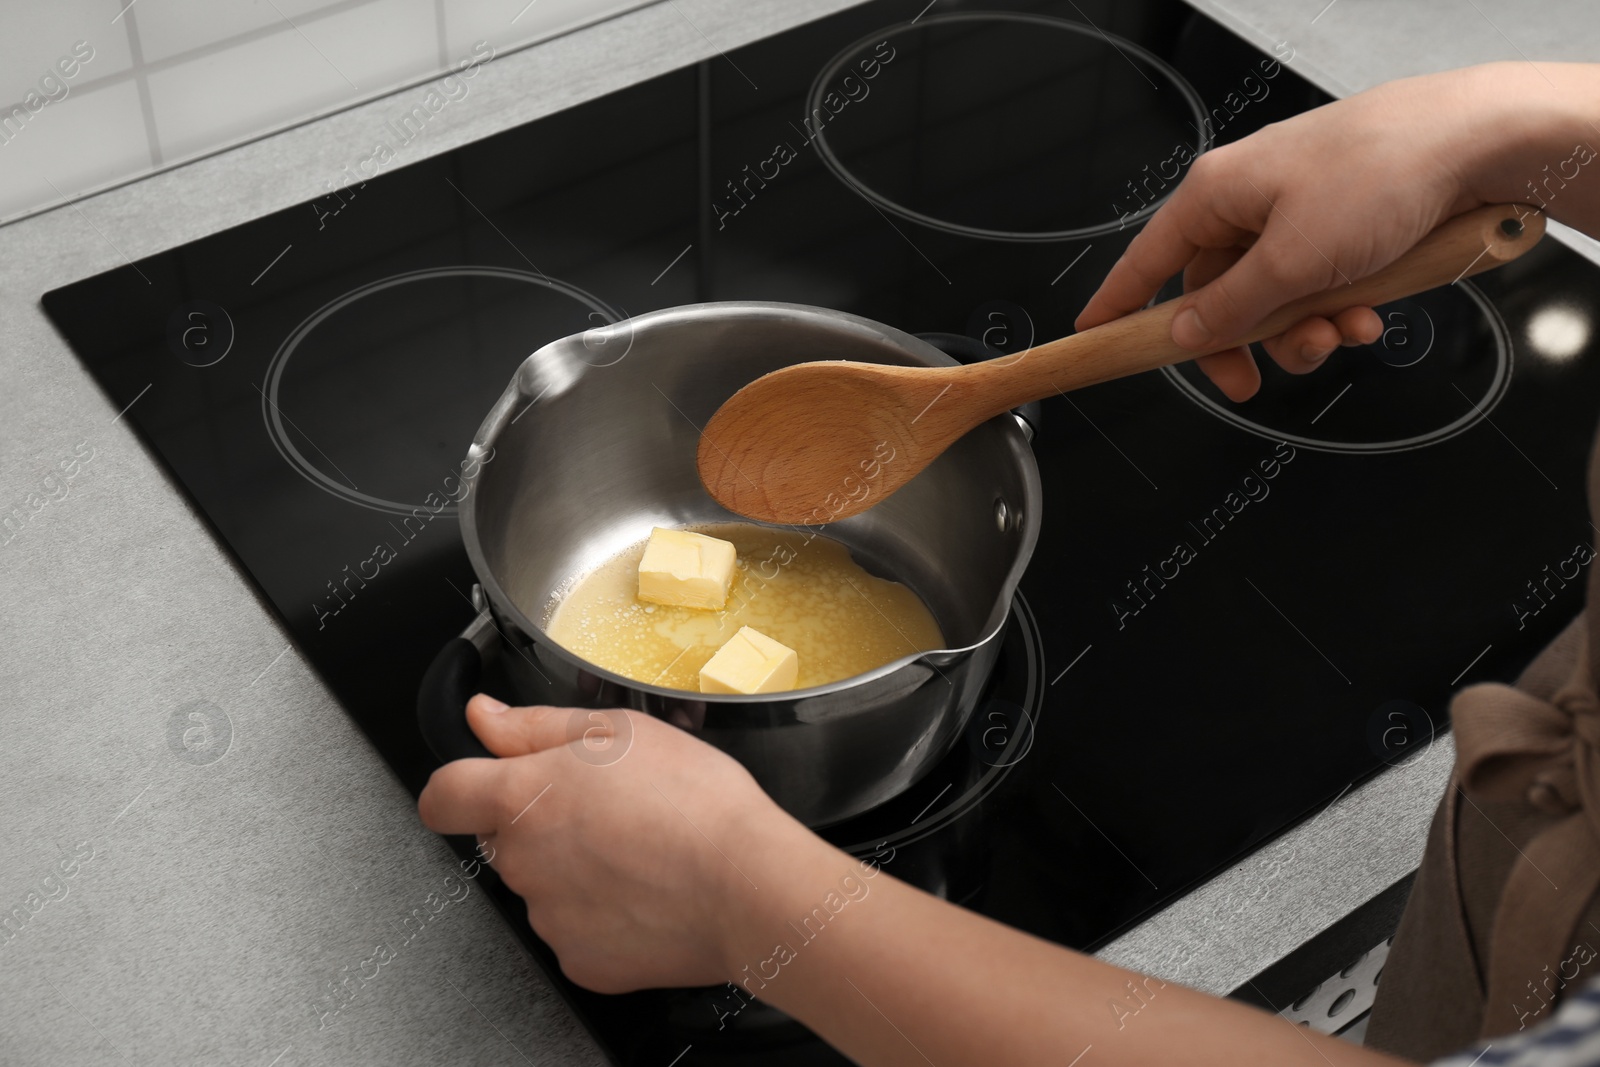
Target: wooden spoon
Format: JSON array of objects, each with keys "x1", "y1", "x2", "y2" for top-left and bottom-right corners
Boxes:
[{"x1": 698, "y1": 203, "x2": 1544, "y2": 524}]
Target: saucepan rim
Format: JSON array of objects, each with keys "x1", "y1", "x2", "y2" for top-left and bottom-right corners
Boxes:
[{"x1": 457, "y1": 300, "x2": 1042, "y2": 704}]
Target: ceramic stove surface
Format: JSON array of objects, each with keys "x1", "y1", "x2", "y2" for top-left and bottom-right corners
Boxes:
[{"x1": 41, "y1": 1, "x2": 1600, "y2": 1063}]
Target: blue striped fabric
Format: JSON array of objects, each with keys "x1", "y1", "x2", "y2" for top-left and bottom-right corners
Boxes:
[{"x1": 1432, "y1": 979, "x2": 1600, "y2": 1066}]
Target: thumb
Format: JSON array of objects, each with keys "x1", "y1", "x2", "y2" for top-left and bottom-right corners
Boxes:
[
  {"x1": 1172, "y1": 224, "x2": 1347, "y2": 351},
  {"x1": 466, "y1": 695, "x2": 577, "y2": 757}
]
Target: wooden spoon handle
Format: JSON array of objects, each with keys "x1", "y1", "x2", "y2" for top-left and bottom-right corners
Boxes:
[{"x1": 970, "y1": 203, "x2": 1544, "y2": 407}]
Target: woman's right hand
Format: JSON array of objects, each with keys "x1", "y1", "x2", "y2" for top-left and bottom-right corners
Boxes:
[{"x1": 1075, "y1": 62, "x2": 1576, "y2": 402}]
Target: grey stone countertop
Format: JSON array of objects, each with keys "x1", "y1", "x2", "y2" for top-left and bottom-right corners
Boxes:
[{"x1": 1, "y1": 2, "x2": 1593, "y2": 1063}]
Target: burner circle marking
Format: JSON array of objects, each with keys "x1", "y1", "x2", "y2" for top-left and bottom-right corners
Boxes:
[
  {"x1": 837, "y1": 592, "x2": 1044, "y2": 856},
  {"x1": 262, "y1": 266, "x2": 619, "y2": 516},
  {"x1": 1158, "y1": 281, "x2": 1512, "y2": 454},
  {"x1": 805, "y1": 13, "x2": 1212, "y2": 243}
]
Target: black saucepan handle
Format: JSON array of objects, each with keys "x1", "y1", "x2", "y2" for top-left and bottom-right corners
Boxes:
[{"x1": 417, "y1": 637, "x2": 495, "y2": 762}]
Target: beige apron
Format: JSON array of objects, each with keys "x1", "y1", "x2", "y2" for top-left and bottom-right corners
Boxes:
[{"x1": 1366, "y1": 435, "x2": 1600, "y2": 1059}]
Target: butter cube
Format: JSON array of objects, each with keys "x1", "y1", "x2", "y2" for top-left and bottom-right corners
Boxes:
[
  {"x1": 637, "y1": 527, "x2": 738, "y2": 610},
  {"x1": 700, "y1": 627, "x2": 800, "y2": 694}
]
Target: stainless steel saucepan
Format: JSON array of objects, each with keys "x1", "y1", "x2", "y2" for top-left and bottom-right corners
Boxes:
[{"x1": 417, "y1": 302, "x2": 1041, "y2": 826}]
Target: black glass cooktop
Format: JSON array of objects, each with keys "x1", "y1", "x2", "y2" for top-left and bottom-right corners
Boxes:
[{"x1": 41, "y1": 1, "x2": 1600, "y2": 1063}]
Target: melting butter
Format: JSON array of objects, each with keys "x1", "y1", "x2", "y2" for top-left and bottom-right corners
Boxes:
[{"x1": 545, "y1": 523, "x2": 944, "y2": 692}]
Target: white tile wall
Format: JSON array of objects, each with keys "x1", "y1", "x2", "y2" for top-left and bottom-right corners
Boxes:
[
  {"x1": 134, "y1": 0, "x2": 298, "y2": 64},
  {"x1": 0, "y1": 80, "x2": 152, "y2": 222},
  {"x1": 145, "y1": 0, "x2": 437, "y2": 160},
  {"x1": 0, "y1": 0, "x2": 658, "y2": 225},
  {"x1": 0, "y1": 3, "x2": 134, "y2": 101},
  {"x1": 132, "y1": 0, "x2": 399, "y2": 64},
  {"x1": 296, "y1": 0, "x2": 441, "y2": 89},
  {"x1": 144, "y1": 29, "x2": 350, "y2": 162}
]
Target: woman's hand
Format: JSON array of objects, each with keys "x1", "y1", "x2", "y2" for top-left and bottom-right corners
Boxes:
[
  {"x1": 1075, "y1": 63, "x2": 1574, "y2": 402},
  {"x1": 417, "y1": 695, "x2": 830, "y2": 993}
]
